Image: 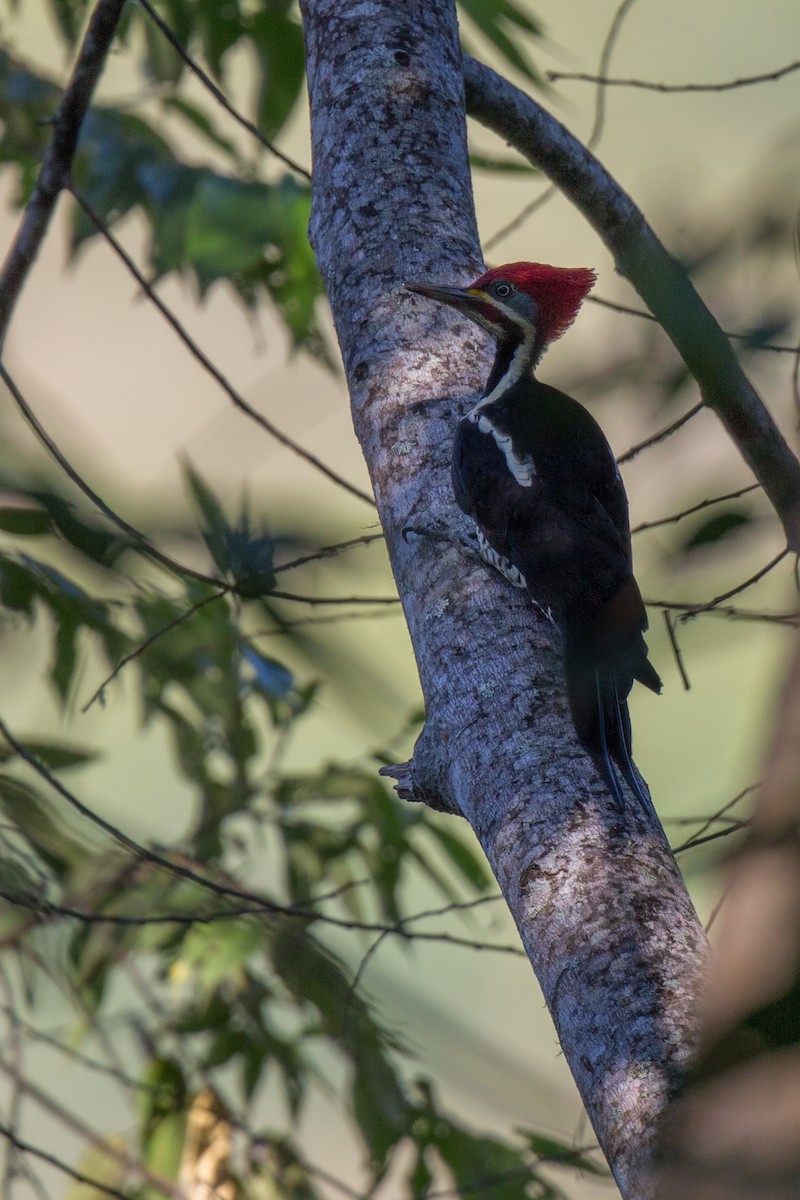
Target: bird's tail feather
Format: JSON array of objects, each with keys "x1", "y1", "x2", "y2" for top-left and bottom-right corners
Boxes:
[{"x1": 568, "y1": 655, "x2": 651, "y2": 812}]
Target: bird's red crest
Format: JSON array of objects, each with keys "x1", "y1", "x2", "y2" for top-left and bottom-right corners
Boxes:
[{"x1": 472, "y1": 262, "x2": 596, "y2": 346}]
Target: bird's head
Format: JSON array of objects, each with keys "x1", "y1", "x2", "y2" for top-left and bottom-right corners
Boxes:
[{"x1": 405, "y1": 261, "x2": 596, "y2": 360}]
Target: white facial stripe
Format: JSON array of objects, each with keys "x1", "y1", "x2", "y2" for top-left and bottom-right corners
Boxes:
[
  {"x1": 471, "y1": 411, "x2": 537, "y2": 488},
  {"x1": 470, "y1": 331, "x2": 537, "y2": 416}
]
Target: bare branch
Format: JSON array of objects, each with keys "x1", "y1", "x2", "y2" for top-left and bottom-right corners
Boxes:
[
  {"x1": 631, "y1": 484, "x2": 760, "y2": 535},
  {"x1": 136, "y1": 0, "x2": 311, "y2": 179},
  {"x1": 590, "y1": 293, "x2": 799, "y2": 354},
  {"x1": 676, "y1": 549, "x2": 790, "y2": 617},
  {"x1": 548, "y1": 59, "x2": 800, "y2": 93},
  {"x1": 274, "y1": 531, "x2": 385, "y2": 573},
  {"x1": 644, "y1": 551, "x2": 791, "y2": 622},
  {"x1": 0, "y1": 0, "x2": 127, "y2": 348},
  {"x1": 673, "y1": 822, "x2": 748, "y2": 855},
  {"x1": 617, "y1": 402, "x2": 704, "y2": 464},
  {"x1": 463, "y1": 55, "x2": 800, "y2": 549},
  {"x1": 81, "y1": 588, "x2": 228, "y2": 713},
  {"x1": 0, "y1": 1125, "x2": 130, "y2": 1200},
  {"x1": 268, "y1": 589, "x2": 399, "y2": 605},
  {"x1": 663, "y1": 610, "x2": 691, "y2": 691}
]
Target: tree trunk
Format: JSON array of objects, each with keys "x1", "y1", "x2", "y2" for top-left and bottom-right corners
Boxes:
[{"x1": 300, "y1": 1, "x2": 707, "y2": 1194}]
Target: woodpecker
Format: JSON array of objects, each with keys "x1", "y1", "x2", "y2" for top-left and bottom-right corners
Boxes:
[{"x1": 404, "y1": 261, "x2": 661, "y2": 809}]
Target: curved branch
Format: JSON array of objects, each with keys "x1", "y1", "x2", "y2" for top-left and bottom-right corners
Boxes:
[{"x1": 462, "y1": 55, "x2": 800, "y2": 551}]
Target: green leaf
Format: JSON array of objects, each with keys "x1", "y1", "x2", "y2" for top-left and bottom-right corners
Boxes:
[
  {"x1": 469, "y1": 152, "x2": 538, "y2": 173},
  {"x1": 184, "y1": 173, "x2": 286, "y2": 284},
  {"x1": 46, "y1": 0, "x2": 92, "y2": 47},
  {"x1": 0, "y1": 774, "x2": 86, "y2": 878},
  {"x1": 178, "y1": 919, "x2": 263, "y2": 993},
  {"x1": 430, "y1": 1117, "x2": 538, "y2": 1199},
  {"x1": 138, "y1": 1057, "x2": 187, "y2": 1129},
  {"x1": 425, "y1": 822, "x2": 492, "y2": 891},
  {"x1": 161, "y1": 96, "x2": 242, "y2": 164},
  {"x1": 142, "y1": 12, "x2": 184, "y2": 84},
  {"x1": 52, "y1": 609, "x2": 80, "y2": 702},
  {"x1": 144, "y1": 1109, "x2": 186, "y2": 1180},
  {"x1": 252, "y1": 9, "x2": 306, "y2": 140},
  {"x1": 0, "y1": 737, "x2": 97, "y2": 772},
  {"x1": 0, "y1": 556, "x2": 36, "y2": 614},
  {"x1": 242, "y1": 646, "x2": 293, "y2": 699},
  {"x1": 520, "y1": 1130, "x2": 608, "y2": 1177},
  {"x1": 182, "y1": 461, "x2": 231, "y2": 573},
  {"x1": 205, "y1": 1025, "x2": 248, "y2": 1068},
  {"x1": 0, "y1": 506, "x2": 52, "y2": 535},
  {"x1": 459, "y1": 0, "x2": 544, "y2": 83},
  {"x1": 681, "y1": 510, "x2": 752, "y2": 550},
  {"x1": 271, "y1": 926, "x2": 409, "y2": 1168},
  {"x1": 194, "y1": 0, "x2": 245, "y2": 79}
]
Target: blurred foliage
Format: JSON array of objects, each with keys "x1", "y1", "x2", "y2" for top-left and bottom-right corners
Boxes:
[
  {"x1": 0, "y1": 0, "x2": 797, "y2": 1193},
  {"x1": 0, "y1": 0, "x2": 552, "y2": 366},
  {"x1": 0, "y1": 464, "x2": 601, "y2": 1197},
  {"x1": 0, "y1": 1, "x2": 605, "y2": 1190}
]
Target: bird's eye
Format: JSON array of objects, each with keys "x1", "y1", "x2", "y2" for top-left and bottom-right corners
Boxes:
[{"x1": 494, "y1": 282, "x2": 512, "y2": 298}]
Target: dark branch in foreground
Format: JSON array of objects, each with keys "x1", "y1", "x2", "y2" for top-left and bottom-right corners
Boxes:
[
  {"x1": 0, "y1": 0, "x2": 126, "y2": 347},
  {"x1": 463, "y1": 55, "x2": 800, "y2": 550}
]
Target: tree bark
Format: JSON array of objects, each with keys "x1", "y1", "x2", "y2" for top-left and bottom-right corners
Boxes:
[{"x1": 300, "y1": 1, "x2": 707, "y2": 1195}]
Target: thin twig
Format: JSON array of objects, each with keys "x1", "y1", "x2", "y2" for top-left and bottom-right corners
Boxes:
[
  {"x1": 548, "y1": 59, "x2": 800, "y2": 93},
  {"x1": 0, "y1": 721, "x2": 521, "y2": 950},
  {"x1": 0, "y1": 1061, "x2": 184, "y2": 1199},
  {"x1": 268, "y1": 589, "x2": 399, "y2": 605},
  {"x1": 0, "y1": 0, "x2": 127, "y2": 346},
  {"x1": 590, "y1": 294, "x2": 799, "y2": 353},
  {"x1": 0, "y1": 361, "x2": 220, "y2": 587},
  {"x1": 81, "y1": 587, "x2": 228, "y2": 712},
  {"x1": 0, "y1": 1124, "x2": 130, "y2": 1200},
  {"x1": 632, "y1": 484, "x2": 760, "y2": 534},
  {"x1": 250, "y1": 607, "x2": 400, "y2": 636},
  {"x1": 70, "y1": 186, "x2": 375, "y2": 507},
  {"x1": 617, "y1": 402, "x2": 704, "y2": 464},
  {"x1": 275, "y1": 531, "x2": 384, "y2": 573},
  {"x1": 676, "y1": 549, "x2": 790, "y2": 618},
  {"x1": 136, "y1": 0, "x2": 311, "y2": 180},
  {"x1": 0, "y1": 969, "x2": 22, "y2": 1200},
  {"x1": 663, "y1": 610, "x2": 690, "y2": 690},
  {"x1": 485, "y1": 0, "x2": 638, "y2": 251},
  {"x1": 671, "y1": 786, "x2": 758, "y2": 855},
  {"x1": 646, "y1": 601, "x2": 800, "y2": 626},
  {"x1": 674, "y1": 821, "x2": 748, "y2": 855}
]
